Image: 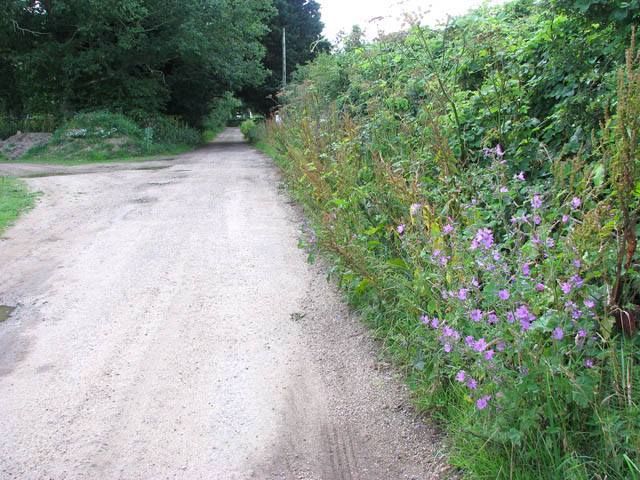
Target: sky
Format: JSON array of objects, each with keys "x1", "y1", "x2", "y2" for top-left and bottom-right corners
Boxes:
[{"x1": 318, "y1": 0, "x2": 507, "y2": 42}]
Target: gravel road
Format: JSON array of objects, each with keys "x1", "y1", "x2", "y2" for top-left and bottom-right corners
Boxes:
[{"x1": 0, "y1": 129, "x2": 452, "y2": 479}]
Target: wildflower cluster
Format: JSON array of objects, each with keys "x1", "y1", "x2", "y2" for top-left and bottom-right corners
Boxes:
[{"x1": 413, "y1": 151, "x2": 603, "y2": 419}]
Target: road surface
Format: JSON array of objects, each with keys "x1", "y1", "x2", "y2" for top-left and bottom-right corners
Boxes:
[{"x1": 0, "y1": 129, "x2": 450, "y2": 479}]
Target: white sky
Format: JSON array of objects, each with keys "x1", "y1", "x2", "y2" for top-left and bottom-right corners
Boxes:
[{"x1": 318, "y1": 0, "x2": 508, "y2": 42}]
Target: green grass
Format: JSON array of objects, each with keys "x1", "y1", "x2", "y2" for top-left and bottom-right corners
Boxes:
[
  {"x1": 4, "y1": 147, "x2": 189, "y2": 166},
  {"x1": 0, "y1": 178, "x2": 37, "y2": 235},
  {"x1": 252, "y1": 140, "x2": 277, "y2": 157}
]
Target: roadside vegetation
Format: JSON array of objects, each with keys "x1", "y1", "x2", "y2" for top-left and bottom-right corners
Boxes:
[
  {"x1": 0, "y1": 178, "x2": 36, "y2": 235},
  {"x1": 249, "y1": 0, "x2": 640, "y2": 478}
]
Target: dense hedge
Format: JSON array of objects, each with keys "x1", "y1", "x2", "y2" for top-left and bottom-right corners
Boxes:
[{"x1": 264, "y1": 0, "x2": 640, "y2": 478}]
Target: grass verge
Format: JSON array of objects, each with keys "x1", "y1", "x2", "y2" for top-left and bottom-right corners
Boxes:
[{"x1": 0, "y1": 178, "x2": 37, "y2": 235}]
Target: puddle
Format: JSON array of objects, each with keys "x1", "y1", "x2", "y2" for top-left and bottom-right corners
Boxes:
[{"x1": 0, "y1": 305, "x2": 16, "y2": 323}]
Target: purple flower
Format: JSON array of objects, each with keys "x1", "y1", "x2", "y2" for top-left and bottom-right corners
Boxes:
[
  {"x1": 571, "y1": 275, "x2": 584, "y2": 288},
  {"x1": 536, "y1": 283, "x2": 545, "y2": 292},
  {"x1": 522, "y1": 263, "x2": 530, "y2": 277},
  {"x1": 444, "y1": 342, "x2": 452, "y2": 353},
  {"x1": 471, "y1": 228, "x2": 494, "y2": 251},
  {"x1": 410, "y1": 203, "x2": 422, "y2": 216},
  {"x1": 534, "y1": 215, "x2": 542, "y2": 225},
  {"x1": 498, "y1": 289, "x2": 510, "y2": 300},
  {"x1": 553, "y1": 327, "x2": 564, "y2": 340},
  {"x1": 506, "y1": 312, "x2": 515, "y2": 323},
  {"x1": 561, "y1": 282, "x2": 572, "y2": 294},
  {"x1": 465, "y1": 335, "x2": 475, "y2": 347},
  {"x1": 473, "y1": 337, "x2": 488, "y2": 352},
  {"x1": 545, "y1": 237, "x2": 555, "y2": 248},
  {"x1": 444, "y1": 224, "x2": 454, "y2": 233},
  {"x1": 499, "y1": 186, "x2": 509, "y2": 193},
  {"x1": 515, "y1": 305, "x2": 530, "y2": 320},
  {"x1": 443, "y1": 326, "x2": 455, "y2": 337},
  {"x1": 585, "y1": 359, "x2": 594, "y2": 368},
  {"x1": 584, "y1": 300, "x2": 595, "y2": 309},
  {"x1": 573, "y1": 258, "x2": 582, "y2": 268},
  {"x1": 456, "y1": 370, "x2": 466, "y2": 382},
  {"x1": 496, "y1": 144, "x2": 504, "y2": 156},
  {"x1": 484, "y1": 147, "x2": 492, "y2": 157},
  {"x1": 440, "y1": 256, "x2": 448, "y2": 265},
  {"x1": 470, "y1": 309, "x2": 483, "y2": 322},
  {"x1": 571, "y1": 197, "x2": 581, "y2": 208},
  {"x1": 577, "y1": 329, "x2": 587, "y2": 338},
  {"x1": 562, "y1": 214, "x2": 569, "y2": 222},
  {"x1": 487, "y1": 312, "x2": 499, "y2": 324},
  {"x1": 497, "y1": 341, "x2": 506, "y2": 351},
  {"x1": 467, "y1": 378, "x2": 478, "y2": 390},
  {"x1": 420, "y1": 315, "x2": 429, "y2": 325},
  {"x1": 520, "y1": 319, "x2": 531, "y2": 331},
  {"x1": 431, "y1": 317, "x2": 440, "y2": 328},
  {"x1": 532, "y1": 192, "x2": 542, "y2": 209},
  {"x1": 496, "y1": 392, "x2": 504, "y2": 398},
  {"x1": 484, "y1": 349, "x2": 495, "y2": 360},
  {"x1": 572, "y1": 309, "x2": 582, "y2": 319},
  {"x1": 397, "y1": 224, "x2": 405, "y2": 234},
  {"x1": 476, "y1": 396, "x2": 490, "y2": 409},
  {"x1": 515, "y1": 171, "x2": 526, "y2": 181},
  {"x1": 458, "y1": 288, "x2": 468, "y2": 300}
]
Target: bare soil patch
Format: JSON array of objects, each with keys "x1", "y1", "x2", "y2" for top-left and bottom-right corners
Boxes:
[{"x1": 0, "y1": 132, "x2": 52, "y2": 160}]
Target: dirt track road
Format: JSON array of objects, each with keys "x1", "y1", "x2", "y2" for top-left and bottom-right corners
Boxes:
[{"x1": 0, "y1": 129, "x2": 450, "y2": 479}]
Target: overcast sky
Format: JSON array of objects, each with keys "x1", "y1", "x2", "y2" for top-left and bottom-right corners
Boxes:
[{"x1": 318, "y1": 0, "x2": 508, "y2": 42}]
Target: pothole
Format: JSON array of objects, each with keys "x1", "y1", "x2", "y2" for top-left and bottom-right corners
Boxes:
[{"x1": 0, "y1": 305, "x2": 16, "y2": 323}]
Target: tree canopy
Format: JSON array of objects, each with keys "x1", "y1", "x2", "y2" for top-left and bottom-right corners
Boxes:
[{"x1": 1, "y1": 0, "x2": 275, "y2": 126}]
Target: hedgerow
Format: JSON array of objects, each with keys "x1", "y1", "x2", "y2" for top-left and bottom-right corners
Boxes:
[{"x1": 263, "y1": 1, "x2": 640, "y2": 478}]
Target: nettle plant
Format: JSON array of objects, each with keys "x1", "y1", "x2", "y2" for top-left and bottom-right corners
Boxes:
[{"x1": 414, "y1": 149, "x2": 602, "y2": 428}]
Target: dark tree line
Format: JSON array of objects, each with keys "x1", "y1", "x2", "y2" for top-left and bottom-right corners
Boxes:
[{"x1": 0, "y1": 0, "x2": 328, "y2": 126}]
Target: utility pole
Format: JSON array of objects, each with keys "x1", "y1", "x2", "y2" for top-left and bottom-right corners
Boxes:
[{"x1": 282, "y1": 27, "x2": 287, "y2": 88}]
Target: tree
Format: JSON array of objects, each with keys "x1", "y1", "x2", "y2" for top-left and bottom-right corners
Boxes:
[
  {"x1": 240, "y1": 0, "x2": 330, "y2": 114},
  {"x1": 1, "y1": 0, "x2": 274, "y2": 126}
]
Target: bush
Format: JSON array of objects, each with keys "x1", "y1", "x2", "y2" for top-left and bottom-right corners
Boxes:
[
  {"x1": 58, "y1": 111, "x2": 144, "y2": 140},
  {"x1": 141, "y1": 115, "x2": 201, "y2": 146},
  {"x1": 240, "y1": 117, "x2": 266, "y2": 145},
  {"x1": 239, "y1": 118, "x2": 256, "y2": 138}
]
